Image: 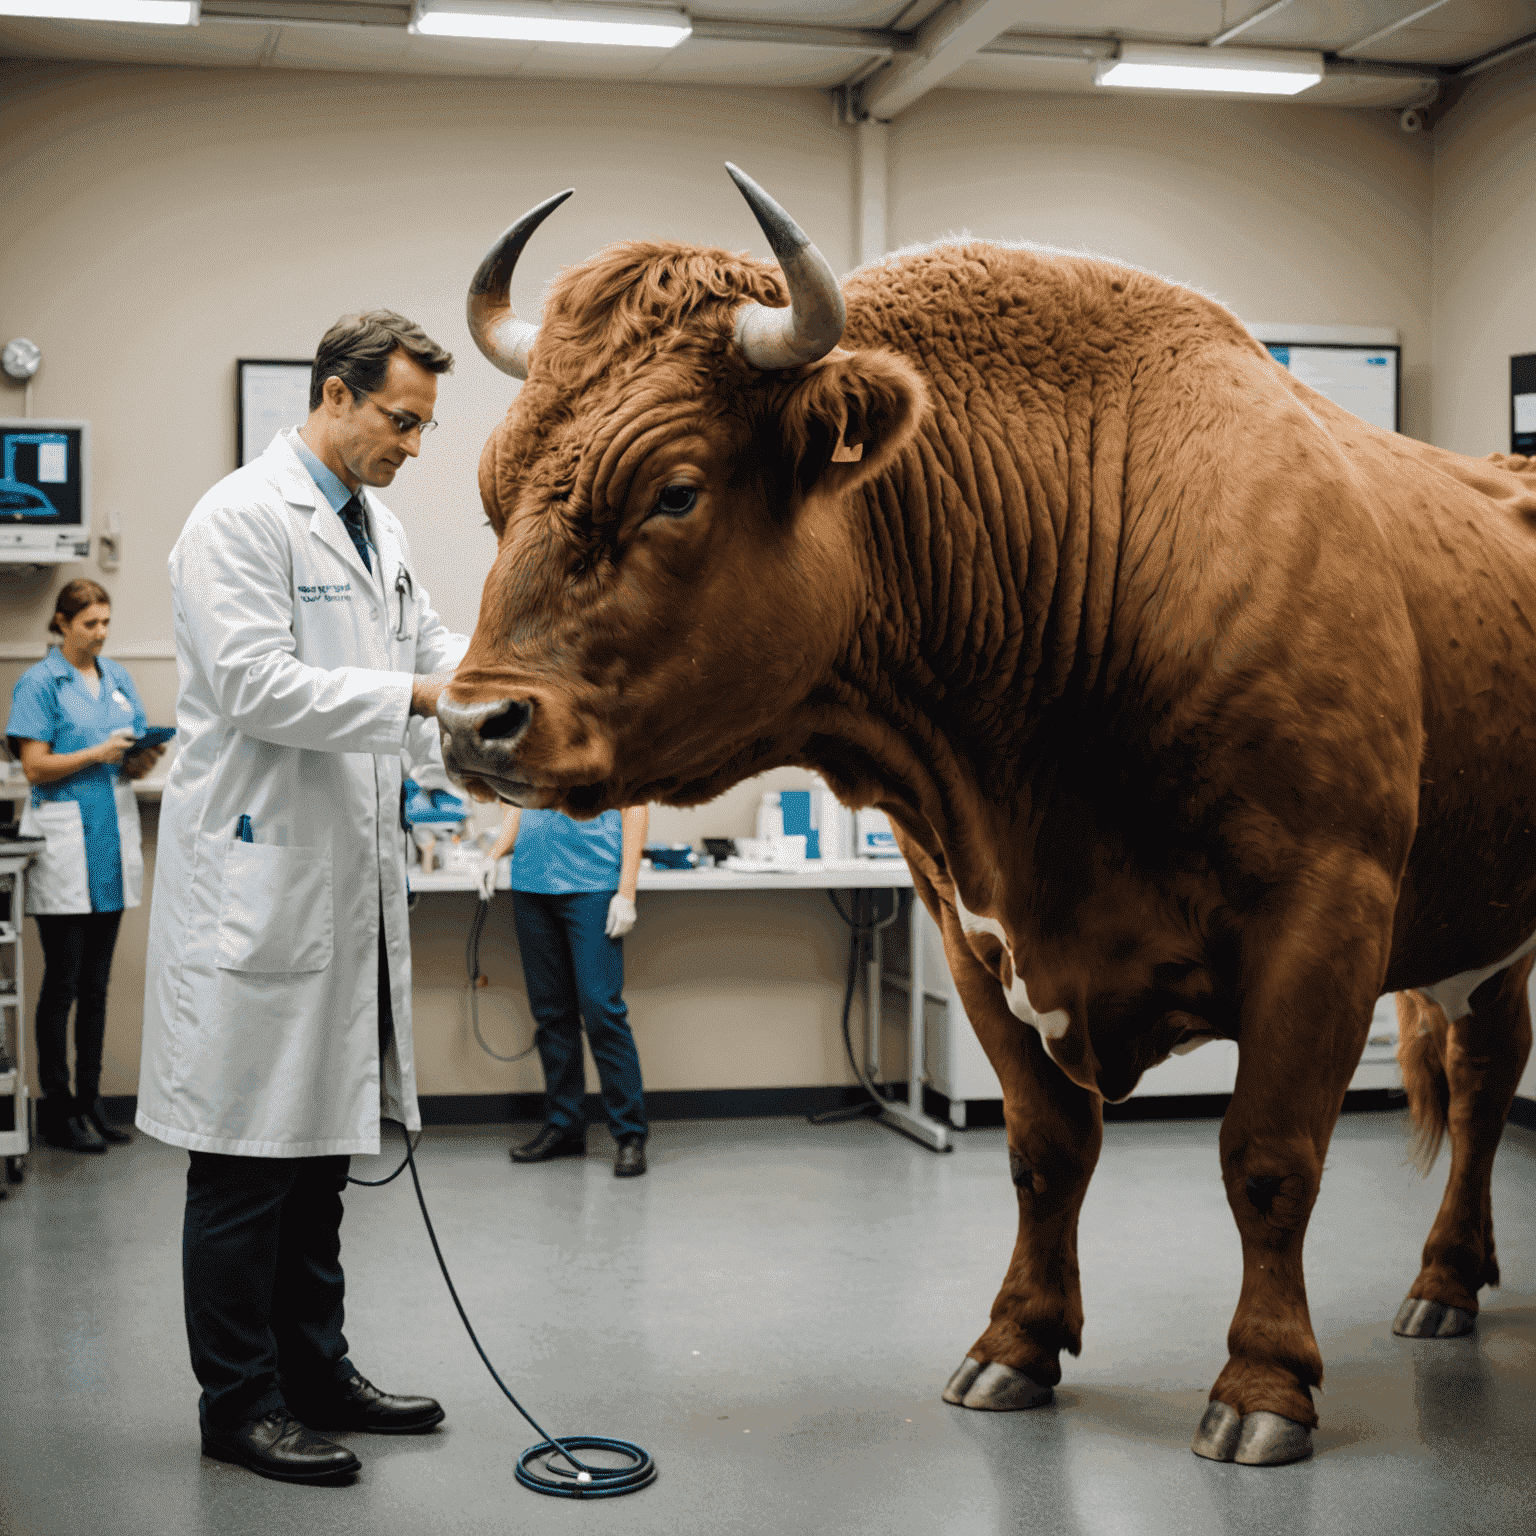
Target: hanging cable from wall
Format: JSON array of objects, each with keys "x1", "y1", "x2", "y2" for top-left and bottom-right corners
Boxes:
[
  {"x1": 465, "y1": 897, "x2": 537, "y2": 1063},
  {"x1": 809, "y1": 888, "x2": 903, "y2": 1125}
]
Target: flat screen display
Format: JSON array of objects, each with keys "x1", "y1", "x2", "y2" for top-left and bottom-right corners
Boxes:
[
  {"x1": 0, "y1": 422, "x2": 85, "y2": 526},
  {"x1": 1265, "y1": 344, "x2": 1400, "y2": 433}
]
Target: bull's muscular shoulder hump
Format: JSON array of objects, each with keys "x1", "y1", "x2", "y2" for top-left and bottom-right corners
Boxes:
[{"x1": 838, "y1": 237, "x2": 1250, "y2": 358}]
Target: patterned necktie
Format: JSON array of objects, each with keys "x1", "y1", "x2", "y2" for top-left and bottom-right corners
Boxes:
[{"x1": 338, "y1": 494, "x2": 372, "y2": 574}]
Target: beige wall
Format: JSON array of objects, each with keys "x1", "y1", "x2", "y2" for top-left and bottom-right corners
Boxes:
[
  {"x1": 1431, "y1": 63, "x2": 1536, "y2": 459},
  {"x1": 889, "y1": 90, "x2": 1435, "y2": 441},
  {"x1": 1429, "y1": 61, "x2": 1536, "y2": 1101},
  {"x1": 0, "y1": 60, "x2": 1462, "y2": 1105}
]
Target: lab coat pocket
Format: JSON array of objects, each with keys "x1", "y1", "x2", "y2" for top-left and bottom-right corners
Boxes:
[
  {"x1": 114, "y1": 782, "x2": 144, "y2": 910},
  {"x1": 215, "y1": 842, "x2": 333, "y2": 974},
  {"x1": 20, "y1": 798, "x2": 91, "y2": 915}
]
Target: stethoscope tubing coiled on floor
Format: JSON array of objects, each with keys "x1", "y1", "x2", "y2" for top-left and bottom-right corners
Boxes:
[{"x1": 351, "y1": 1120, "x2": 657, "y2": 1498}]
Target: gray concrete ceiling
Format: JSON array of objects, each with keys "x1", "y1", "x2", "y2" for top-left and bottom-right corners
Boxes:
[{"x1": 1, "y1": 0, "x2": 1531, "y2": 113}]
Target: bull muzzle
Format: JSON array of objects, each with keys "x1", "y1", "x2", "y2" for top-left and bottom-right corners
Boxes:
[{"x1": 437, "y1": 694, "x2": 534, "y2": 799}]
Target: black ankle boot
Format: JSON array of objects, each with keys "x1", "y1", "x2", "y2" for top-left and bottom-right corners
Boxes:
[
  {"x1": 38, "y1": 1099, "x2": 107, "y2": 1154},
  {"x1": 81, "y1": 1097, "x2": 130, "y2": 1145}
]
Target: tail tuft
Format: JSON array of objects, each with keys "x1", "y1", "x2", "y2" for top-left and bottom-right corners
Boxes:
[{"x1": 1396, "y1": 989, "x2": 1450, "y2": 1175}]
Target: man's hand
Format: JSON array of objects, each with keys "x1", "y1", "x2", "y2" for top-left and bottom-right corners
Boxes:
[
  {"x1": 476, "y1": 854, "x2": 500, "y2": 902},
  {"x1": 606, "y1": 894, "x2": 637, "y2": 939},
  {"x1": 410, "y1": 672, "x2": 453, "y2": 719}
]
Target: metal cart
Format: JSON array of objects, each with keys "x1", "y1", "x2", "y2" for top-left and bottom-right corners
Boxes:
[{"x1": 0, "y1": 852, "x2": 34, "y2": 1191}]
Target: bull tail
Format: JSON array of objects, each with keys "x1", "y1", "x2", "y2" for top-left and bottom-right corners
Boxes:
[{"x1": 1396, "y1": 988, "x2": 1451, "y2": 1176}]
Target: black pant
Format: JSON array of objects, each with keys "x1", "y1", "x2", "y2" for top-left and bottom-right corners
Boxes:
[
  {"x1": 184, "y1": 1153, "x2": 355, "y2": 1430},
  {"x1": 181, "y1": 897, "x2": 393, "y2": 1430},
  {"x1": 34, "y1": 910, "x2": 122, "y2": 1106}
]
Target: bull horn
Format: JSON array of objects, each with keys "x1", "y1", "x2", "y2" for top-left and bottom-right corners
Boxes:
[
  {"x1": 725, "y1": 162, "x2": 846, "y2": 371},
  {"x1": 466, "y1": 188, "x2": 574, "y2": 379}
]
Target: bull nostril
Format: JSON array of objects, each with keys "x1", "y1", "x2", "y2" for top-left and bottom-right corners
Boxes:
[{"x1": 477, "y1": 700, "x2": 532, "y2": 743}]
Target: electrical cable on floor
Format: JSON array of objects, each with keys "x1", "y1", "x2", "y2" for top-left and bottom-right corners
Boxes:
[
  {"x1": 808, "y1": 889, "x2": 903, "y2": 1126},
  {"x1": 465, "y1": 896, "x2": 537, "y2": 1063},
  {"x1": 352, "y1": 1120, "x2": 657, "y2": 1498}
]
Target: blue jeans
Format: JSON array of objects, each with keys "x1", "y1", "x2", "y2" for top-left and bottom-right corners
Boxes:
[{"x1": 512, "y1": 890, "x2": 647, "y2": 1141}]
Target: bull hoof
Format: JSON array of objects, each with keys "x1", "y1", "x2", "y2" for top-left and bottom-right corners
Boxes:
[
  {"x1": 1191, "y1": 1401, "x2": 1312, "y2": 1466},
  {"x1": 1392, "y1": 1296, "x2": 1475, "y2": 1338},
  {"x1": 941, "y1": 1357, "x2": 1053, "y2": 1411}
]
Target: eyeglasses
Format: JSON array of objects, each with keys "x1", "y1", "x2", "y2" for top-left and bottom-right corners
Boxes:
[{"x1": 353, "y1": 389, "x2": 438, "y2": 438}]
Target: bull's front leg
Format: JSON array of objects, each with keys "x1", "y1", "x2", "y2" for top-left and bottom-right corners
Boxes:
[
  {"x1": 1193, "y1": 862, "x2": 1393, "y2": 1466},
  {"x1": 936, "y1": 910, "x2": 1103, "y2": 1410}
]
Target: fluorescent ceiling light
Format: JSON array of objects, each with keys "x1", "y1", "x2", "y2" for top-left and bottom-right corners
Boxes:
[
  {"x1": 0, "y1": 0, "x2": 196, "y2": 19},
  {"x1": 1096, "y1": 44, "x2": 1323, "y2": 96},
  {"x1": 412, "y1": 0, "x2": 690, "y2": 47}
]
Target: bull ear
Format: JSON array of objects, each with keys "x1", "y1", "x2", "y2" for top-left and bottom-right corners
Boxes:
[{"x1": 776, "y1": 349, "x2": 927, "y2": 499}]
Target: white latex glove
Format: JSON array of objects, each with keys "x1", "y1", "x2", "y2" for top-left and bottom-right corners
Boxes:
[
  {"x1": 606, "y1": 893, "x2": 637, "y2": 938},
  {"x1": 476, "y1": 854, "x2": 501, "y2": 901}
]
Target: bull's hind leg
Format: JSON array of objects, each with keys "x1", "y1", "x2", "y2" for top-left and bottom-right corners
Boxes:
[
  {"x1": 935, "y1": 909, "x2": 1103, "y2": 1410},
  {"x1": 1393, "y1": 954, "x2": 1534, "y2": 1338},
  {"x1": 1194, "y1": 861, "x2": 1394, "y2": 1466}
]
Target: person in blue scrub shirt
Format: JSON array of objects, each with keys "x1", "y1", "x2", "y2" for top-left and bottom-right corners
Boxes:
[
  {"x1": 6, "y1": 579, "x2": 166, "y2": 1154},
  {"x1": 480, "y1": 802, "x2": 650, "y2": 1177}
]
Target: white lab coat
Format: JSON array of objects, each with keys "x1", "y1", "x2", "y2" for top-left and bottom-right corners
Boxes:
[{"x1": 136, "y1": 432, "x2": 467, "y2": 1157}]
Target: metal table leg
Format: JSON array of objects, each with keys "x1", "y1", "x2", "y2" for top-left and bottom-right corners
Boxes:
[{"x1": 871, "y1": 889, "x2": 950, "y2": 1153}]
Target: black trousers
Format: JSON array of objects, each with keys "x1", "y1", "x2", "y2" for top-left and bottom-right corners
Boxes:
[
  {"x1": 34, "y1": 910, "x2": 122, "y2": 1106},
  {"x1": 181, "y1": 901, "x2": 394, "y2": 1431},
  {"x1": 183, "y1": 1151, "x2": 356, "y2": 1429}
]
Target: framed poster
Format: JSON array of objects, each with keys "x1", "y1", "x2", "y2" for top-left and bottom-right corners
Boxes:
[{"x1": 237, "y1": 359, "x2": 312, "y2": 468}]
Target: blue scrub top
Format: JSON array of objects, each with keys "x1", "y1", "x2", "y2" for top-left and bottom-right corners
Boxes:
[
  {"x1": 7, "y1": 648, "x2": 147, "y2": 912},
  {"x1": 510, "y1": 809, "x2": 623, "y2": 895}
]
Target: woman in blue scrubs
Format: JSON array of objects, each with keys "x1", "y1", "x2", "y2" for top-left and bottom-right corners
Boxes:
[
  {"x1": 481, "y1": 802, "x2": 651, "y2": 1176},
  {"x1": 6, "y1": 579, "x2": 164, "y2": 1153}
]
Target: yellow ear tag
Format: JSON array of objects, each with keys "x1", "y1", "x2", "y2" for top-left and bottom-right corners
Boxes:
[{"x1": 831, "y1": 441, "x2": 864, "y2": 463}]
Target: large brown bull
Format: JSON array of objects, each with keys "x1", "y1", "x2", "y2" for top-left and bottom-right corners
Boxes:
[{"x1": 437, "y1": 167, "x2": 1536, "y2": 1466}]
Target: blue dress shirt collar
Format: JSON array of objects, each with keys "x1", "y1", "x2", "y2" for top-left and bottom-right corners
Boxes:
[{"x1": 288, "y1": 429, "x2": 356, "y2": 517}]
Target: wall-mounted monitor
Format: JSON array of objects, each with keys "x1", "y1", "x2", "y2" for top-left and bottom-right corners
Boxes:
[
  {"x1": 1244, "y1": 323, "x2": 1401, "y2": 434},
  {"x1": 1512, "y1": 354, "x2": 1536, "y2": 456},
  {"x1": 0, "y1": 419, "x2": 91, "y2": 565}
]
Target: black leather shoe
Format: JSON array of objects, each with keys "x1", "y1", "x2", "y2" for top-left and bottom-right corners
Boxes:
[
  {"x1": 81, "y1": 1097, "x2": 131, "y2": 1145},
  {"x1": 614, "y1": 1134, "x2": 647, "y2": 1178},
  {"x1": 510, "y1": 1123, "x2": 587, "y2": 1163},
  {"x1": 289, "y1": 1372, "x2": 445, "y2": 1434},
  {"x1": 201, "y1": 1409, "x2": 360, "y2": 1483},
  {"x1": 38, "y1": 1105, "x2": 107, "y2": 1154}
]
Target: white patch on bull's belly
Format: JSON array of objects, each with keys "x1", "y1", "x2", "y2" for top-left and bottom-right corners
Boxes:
[
  {"x1": 954, "y1": 889, "x2": 1072, "y2": 1041},
  {"x1": 1170, "y1": 1035, "x2": 1217, "y2": 1056},
  {"x1": 1420, "y1": 924, "x2": 1536, "y2": 1023}
]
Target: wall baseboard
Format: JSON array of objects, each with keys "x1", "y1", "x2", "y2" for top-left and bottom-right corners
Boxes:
[{"x1": 94, "y1": 1084, "x2": 1425, "y2": 1131}]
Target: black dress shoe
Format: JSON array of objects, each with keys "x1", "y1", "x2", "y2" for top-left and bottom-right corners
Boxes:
[
  {"x1": 289, "y1": 1371, "x2": 445, "y2": 1434},
  {"x1": 38, "y1": 1107, "x2": 107, "y2": 1154},
  {"x1": 81, "y1": 1097, "x2": 131, "y2": 1145},
  {"x1": 510, "y1": 1123, "x2": 587, "y2": 1163},
  {"x1": 201, "y1": 1409, "x2": 360, "y2": 1483},
  {"x1": 614, "y1": 1134, "x2": 647, "y2": 1178}
]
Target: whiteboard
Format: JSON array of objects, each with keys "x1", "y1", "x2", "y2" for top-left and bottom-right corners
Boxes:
[
  {"x1": 1264, "y1": 344, "x2": 1400, "y2": 433},
  {"x1": 237, "y1": 359, "x2": 312, "y2": 467}
]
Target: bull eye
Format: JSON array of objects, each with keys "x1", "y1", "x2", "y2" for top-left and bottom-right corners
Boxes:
[{"x1": 652, "y1": 485, "x2": 698, "y2": 519}]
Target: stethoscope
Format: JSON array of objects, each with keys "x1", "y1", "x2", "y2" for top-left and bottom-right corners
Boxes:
[{"x1": 394, "y1": 563, "x2": 414, "y2": 641}]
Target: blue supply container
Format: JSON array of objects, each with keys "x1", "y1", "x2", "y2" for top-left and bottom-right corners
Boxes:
[
  {"x1": 779, "y1": 790, "x2": 819, "y2": 856},
  {"x1": 645, "y1": 844, "x2": 696, "y2": 871},
  {"x1": 403, "y1": 779, "x2": 467, "y2": 825}
]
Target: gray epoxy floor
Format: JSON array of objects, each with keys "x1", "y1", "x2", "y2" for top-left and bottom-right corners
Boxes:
[{"x1": 1, "y1": 1109, "x2": 1533, "y2": 1536}]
